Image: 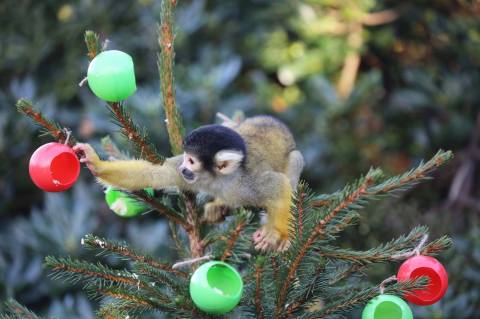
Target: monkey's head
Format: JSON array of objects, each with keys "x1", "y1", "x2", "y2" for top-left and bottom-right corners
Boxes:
[{"x1": 179, "y1": 124, "x2": 247, "y2": 183}]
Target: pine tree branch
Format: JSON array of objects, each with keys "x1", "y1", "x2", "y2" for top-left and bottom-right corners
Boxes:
[
  {"x1": 16, "y1": 99, "x2": 76, "y2": 146},
  {"x1": 220, "y1": 216, "x2": 248, "y2": 261},
  {"x1": 309, "y1": 278, "x2": 427, "y2": 319},
  {"x1": 328, "y1": 263, "x2": 364, "y2": 285},
  {"x1": 101, "y1": 135, "x2": 128, "y2": 160},
  {"x1": 130, "y1": 190, "x2": 189, "y2": 229},
  {"x1": 45, "y1": 256, "x2": 145, "y2": 288},
  {"x1": 81, "y1": 234, "x2": 188, "y2": 278},
  {"x1": 2, "y1": 299, "x2": 40, "y2": 319},
  {"x1": 84, "y1": 30, "x2": 102, "y2": 61},
  {"x1": 255, "y1": 263, "x2": 265, "y2": 319},
  {"x1": 370, "y1": 150, "x2": 453, "y2": 195},
  {"x1": 421, "y1": 235, "x2": 453, "y2": 256},
  {"x1": 318, "y1": 227, "x2": 451, "y2": 264},
  {"x1": 183, "y1": 192, "x2": 204, "y2": 259},
  {"x1": 97, "y1": 288, "x2": 155, "y2": 309},
  {"x1": 158, "y1": 0, "x2": 184, "y2": 155},
  {"x1": 310, "y1": 150, "x2": 453, "y2": 208},
  {"x1": 94, "y1": 286, "x2": 183, "y2": 315},
  {"x1": 317, "y1": 171, "x2": 380, "y2": 233},
  {"x1": 276, "y1": 173, "x2": 377, "y2": 317},
  {"x1": 84, "y1": 31, "x2": 165, "y2": 164},
  {"x1": 157, "y1": 2, "x2": 204, "y2": 273},
  {"x1": 169, "y1": 221, "x2": 189, "y2": 259},
  {"x1": 96, "y1": 304, "x2": 130, "y2": 319},
  {"x1": 285, "y1": 264, "x2": 326, "y2": 317},
  {"x1": 205, "y1": 210, "x2": 253, "y2": 263},
  {"x1": 46, "y1": 256, "x2": 176, "y2": 310},
  {"x1": 296, "y1": 187, "x2": 306, "y2": 239},
  {"x1": 286, "y1": 221, "x2": 451, "y2": 315},
  {"x1": 96, "y1": 294, "x2": 198, "y2": 319},
  {"x1": 106, "y1": 102, "x2": 165, "y2": 164},
  {"x1": 135, "y1": 263, "x2": 188, "y2": 296},
  {"x1": 270, "y1": 256, "x2": 281, "y2": 290},
  {"x1": 200, "y1": 232, "x2": 227, "y2": 248}
]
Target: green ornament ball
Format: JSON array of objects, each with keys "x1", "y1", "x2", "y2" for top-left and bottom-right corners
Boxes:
[
  {"x1": 87, "y1": 50, "x2": 136, "y2": 102},
  {"x1": 362, "y1": 294, "x2": 413, "y2": 319},
  {"x1": 104, "y1": 187, "x2": 154, "y2": 218},
  {"x1": 189, "y1": 261, "x2": 243, "y2": 314}
]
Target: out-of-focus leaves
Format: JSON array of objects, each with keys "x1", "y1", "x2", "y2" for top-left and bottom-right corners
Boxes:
[{"x1": 2, "y1": 0, "x2": 480, "y2": 317}]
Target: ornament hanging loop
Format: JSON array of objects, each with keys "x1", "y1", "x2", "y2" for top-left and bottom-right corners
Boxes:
[
  {"x1": 173, "y1": 255, "x2": 213, "y2": 269},
  {"x1": 78, "y1": 77, "x2": 88, "y2": 87},
  {"x1": 414, "y1": 234, "x2": 428, "y2": 256},
  {"x1": 392, "y1": 234, "x2": 429, "y2": 260},
  {"x1": 379, "y1": 275, "x2": 397, "y2": 295},
  {"x1": 62, "y1": 128, "x2": 72, "y2": 145}
]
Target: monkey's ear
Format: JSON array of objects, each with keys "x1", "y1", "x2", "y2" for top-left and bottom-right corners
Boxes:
[{"x1": 214, "y1": 150, "x2": 244, "y2": 175}]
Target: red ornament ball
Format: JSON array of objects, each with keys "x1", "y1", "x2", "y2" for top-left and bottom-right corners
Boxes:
[
  {"x1": 29, "y1": 142, "x2": 80, "y2": 192},
  {"x1": 397, "y1": 255, "x2": 448, "y2": 306}
]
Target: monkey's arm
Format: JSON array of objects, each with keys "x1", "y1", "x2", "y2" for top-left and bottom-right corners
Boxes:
[{"x1": 74, "y1": 143, "x2": 189, "y2": 191}]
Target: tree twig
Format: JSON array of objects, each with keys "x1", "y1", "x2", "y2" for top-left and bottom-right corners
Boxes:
[
  {"x1": 107, "y1": 102, "x2": 165, "y2": 164},
  {"x1": 158, "y1": 0, "x2": 184, "y2": 155},
  {"x1": 16, "y1": 99, "x2": 76, "y2": 146},
  {"x1": 220, "y1": 218, "x2": 247, "y2": 261},
  {"x1": 255, "y1": 263, "x2": 265, "y2": 319},
  {"x1": 82, "y1": 234, "x2": 188, "y2": 278}
]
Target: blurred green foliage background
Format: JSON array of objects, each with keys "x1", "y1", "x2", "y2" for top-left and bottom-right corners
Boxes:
[{"x1": 1, "y1": 0, "x2": 479, "y2": 318}]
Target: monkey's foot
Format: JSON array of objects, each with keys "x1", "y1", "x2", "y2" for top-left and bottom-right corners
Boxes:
[
  {"x1": 73, "y1": 143, "x2": 101, "y2": 176},
  {"x1": 202, "y1": 202, "x2": 230, "y2": 224},
  {"x1": 253, "y1": 227, "x2": 290, "y2": 252}
]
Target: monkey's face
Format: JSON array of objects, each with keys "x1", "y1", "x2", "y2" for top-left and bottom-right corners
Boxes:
[
  {"x1": 179, "y1": 152, "x2": 202, "y2": 183},
  {"x1": 179, "y1": 150, "x2": 245, "y2": 184}
]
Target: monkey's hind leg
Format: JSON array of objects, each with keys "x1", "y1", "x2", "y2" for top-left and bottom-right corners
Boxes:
[
  {"x1": 202, "y1": 198, "x2": 230, "y2": 223},
  {"x1": 253, "y1": 173, "x2": 293, "y2": 251},
  {"x1": 286, "y1": 150, "x2": 304, "y2": 189}
]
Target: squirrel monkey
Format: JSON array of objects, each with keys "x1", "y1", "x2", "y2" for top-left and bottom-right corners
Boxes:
[{"x1": 74, "y1": 115, "x2": 304, "y2": 251}]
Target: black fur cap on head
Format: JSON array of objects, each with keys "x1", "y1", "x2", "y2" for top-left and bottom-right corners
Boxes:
[{"x1": 183, "y1": 124, "x2": 247, "y2": 172}]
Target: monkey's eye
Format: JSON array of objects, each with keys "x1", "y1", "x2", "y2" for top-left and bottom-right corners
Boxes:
[{"x1": 188, "y1": 158, "x2": 194, "y2": 165}]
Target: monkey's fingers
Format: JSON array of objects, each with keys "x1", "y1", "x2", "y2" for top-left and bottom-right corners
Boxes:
[
  {"x1": 74, "y1": 143, "x2": 101, "y2": 176},
  {"x1": 74, "y1": 143, "x2": 99, "y2": 161},
  {"x1": 252, "y1": 228, "x2": 267, "y2": 244},
  {"x1": 254, "y1": 238, "x2": 271, "y2": 251},
  {"x1": 277, "y1": 239, "x2": 291, "y2": 252},
  {"x1": 253, "y1": 227, "x2": 280, "y2": 251}
]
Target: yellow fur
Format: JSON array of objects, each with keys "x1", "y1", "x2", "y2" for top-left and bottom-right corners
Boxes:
[{"x1": 264, "y1": 175, "x2": 292, "y2": 239}]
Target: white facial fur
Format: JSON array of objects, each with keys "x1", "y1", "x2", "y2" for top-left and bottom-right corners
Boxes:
[
  {"x1": 179, "y1": 152, "x2": 202, "y2": 183},
  {"x1": 214, "y1": 150, "x2": 244, "y2": 175},
  {"x1": 182, "y1": 153, "x2": 202, "y2": 171}
]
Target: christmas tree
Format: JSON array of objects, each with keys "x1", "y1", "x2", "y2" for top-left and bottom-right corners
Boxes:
[{"x1": 8, "y1": 1, "x2": 453, "y2": 318}]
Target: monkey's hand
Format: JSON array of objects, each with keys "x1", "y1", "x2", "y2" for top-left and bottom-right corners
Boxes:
[
  {"x1": 253, "y1": 226, "x2": 290, "y2": 252},
  {"x1": 73, "y1": 143, "x2": 102, "y2": 176},
  {"x1": 202, "y1": 201, "x2": 230, "y2": 224}
]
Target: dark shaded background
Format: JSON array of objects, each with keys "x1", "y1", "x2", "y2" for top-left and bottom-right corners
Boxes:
[{"x1": 1, "y1": 0, "x2": 479, "y2": 317}]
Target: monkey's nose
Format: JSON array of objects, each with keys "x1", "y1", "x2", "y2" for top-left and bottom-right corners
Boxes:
[{"x1": 181, "y1": 168, "x2": 195, "y2": 180}]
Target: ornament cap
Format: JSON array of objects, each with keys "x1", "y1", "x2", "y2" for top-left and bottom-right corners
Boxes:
[
  {"x1": 29, "y1": 142, "x2": 80, "y2": 192},
  {"x1": 105, "y1": 187, "x2": 154, "y2": 217},
  {"x1": 362, "y1": 294, "x2": 413, "y2": 319},
  {"x1": 397, "y1": 255, "x2": 448, "y2": 306},
  {"x1": 189, "y1": 261, "x2": 243, "y2": 314},
  {"x1": 87, "y1": 50, "x2": 136, "y2": 102}
]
